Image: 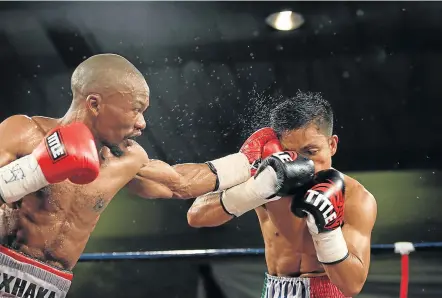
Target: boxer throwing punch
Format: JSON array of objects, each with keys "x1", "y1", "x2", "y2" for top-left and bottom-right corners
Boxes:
[
  {"x1": 0, "y1": 53, "x2": 289, "y2": 298},
  {"x1": 188, "y1": 91, "x2": 377, "y2": 298}
]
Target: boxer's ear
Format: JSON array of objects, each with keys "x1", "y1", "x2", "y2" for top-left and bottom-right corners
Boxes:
[
  {"x1": 86, "y1": 94, "x2": 102, "y2": 116},
  {"x1": 330, "y1": 135, "x2": 338, "y2": 156}
]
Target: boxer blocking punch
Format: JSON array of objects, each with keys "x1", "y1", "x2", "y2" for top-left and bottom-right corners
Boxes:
[
  {"x1": 208, "y1": 126, "x2": 284, "y2": 191},
  {"x1": 188, "y1": 91, "x2": 377, "y2": 298},
  {"x1": 238, "y1": 127, "x2": 285, "y2": 177},
  {"x1": 220, "y1": 151, "x2": 314, "y2": 217},
  {"x1": 292, "y1": 169, "x2": 348, "y2": 266},
  {"x1": 0, "y1": 54, "x2": 288, "y2": 298}
]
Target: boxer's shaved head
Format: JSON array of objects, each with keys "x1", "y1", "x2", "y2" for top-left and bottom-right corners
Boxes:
[
  {"x1": 68, "y1": 54, "x2": 149, "y2": 154},
  {"x1": 71, "y1": 54, "x2": 149, "y2": 100}
]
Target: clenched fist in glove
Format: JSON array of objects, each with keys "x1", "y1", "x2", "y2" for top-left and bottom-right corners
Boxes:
[
  {"x1": 219, "y1": 151, "x2": 315, "y2": 217},
  {"x1": 239, "y1": 127, "x2": 283, "y2": 176},
  {"x1": 291, "y1": 169, "x2": 348, "y2": 265},
  {"x1": 206, "y1": 127, "x2": 284, "y2": 191}
]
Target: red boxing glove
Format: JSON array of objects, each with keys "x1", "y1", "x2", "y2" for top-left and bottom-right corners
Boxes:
[
  {"x1": 33, "y1": 122, "x2": 100, "y2": 184},
  {"x1": 0, "y1": 122, "x2": 100, "y2": 204},
  {"x1": 205, "y1": 128, "x2": 283, "y2": 191},
  {"x1": 239, "y1": 127, "x2": 283, "y2": 176}
]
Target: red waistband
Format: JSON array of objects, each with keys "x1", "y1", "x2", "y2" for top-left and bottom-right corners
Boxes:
[
  {"x1": 0, "y1": 246, "x2": 73, "y2": 281},
  {"x1": 309, "y1": 276, "x2": 349, "y2": 298}
]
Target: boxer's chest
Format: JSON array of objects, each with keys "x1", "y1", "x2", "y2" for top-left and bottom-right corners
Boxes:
[
  {"x1": 38, "y1": 180, "x2": 113, "y2": 217},
  {"x1": 35, "y1": 152, "x2": 139, "y2": 216},
  {"x1": 257, "y1": 198, "x2": 313, "y2": 247}
]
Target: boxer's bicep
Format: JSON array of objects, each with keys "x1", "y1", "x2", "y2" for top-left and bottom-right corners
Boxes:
[
  {"x1": 171, "y1": 163, "x2": 217, "y2": 198},
  {"x1": 130, "y1": 158, "x2": 217, "y2": 199},
  {"x1": 123, "y1": 143, "x2": 175, "y2": 198},
  {"x1": 126, "y1": 160, "x2": 177, "y2": 199},
  {"x1": 342, "y1": 190, "x2": 377, "y2": 273},
  {"x1": 126, "y1": 175, "x2": 174, "y2": 199}
]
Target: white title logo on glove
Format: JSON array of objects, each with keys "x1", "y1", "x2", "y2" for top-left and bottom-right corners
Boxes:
[
  {"x1": 272, "y1": 152, "x2": 293, "y2": 163},
  {"x1": 46, "y1": 131, "x2": 67, "y2": 162},
  {"x1": 305, "y1": 189, "x2": 337, "y2": 225}
]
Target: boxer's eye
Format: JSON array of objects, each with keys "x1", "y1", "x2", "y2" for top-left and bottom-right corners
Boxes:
[{"x1": 306, "y1": 149, "x2": 318, "y2": 155}]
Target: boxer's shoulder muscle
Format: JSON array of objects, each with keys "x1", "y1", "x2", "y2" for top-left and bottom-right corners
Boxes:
[
  {"x1": 343, "y1": 173, "x2": 377, "y2": 221},
  {"x1": 125, "y1": 140, "x2": 149, "y2": 160},
  {"x1": 343, "y1": 174, "x2": 373, "y2": 200},
  {"x1": 96, "y1": 140, "x2": 148, "y2": 190},
  {"x1": 124, "y1": 143, "x2": 186, "y2": 198},
  {"x1": 120, "y1": 139, "x2": 149, "y2": 173},
  {"x1": 0, "y1": 115, "x2": 45, "y2": 163}
]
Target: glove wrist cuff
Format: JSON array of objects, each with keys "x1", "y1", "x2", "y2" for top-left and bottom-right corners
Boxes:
[
  {"x1": 310, "y1": 227, "x2": 349, "y2": 265},
  {"x1": 0, "y1": 154, "x2": 49, "y2": 203},
  {"x1": 220, "y1": 167, "x2": 280, "y2": 217},
  {"x1": 207, "y1": 153, "x2": 250, "y2": 191}
]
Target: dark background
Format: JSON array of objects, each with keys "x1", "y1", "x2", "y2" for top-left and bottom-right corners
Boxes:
[{"x1": 0, "y1": 1, "x2": 441, "y2": 297}]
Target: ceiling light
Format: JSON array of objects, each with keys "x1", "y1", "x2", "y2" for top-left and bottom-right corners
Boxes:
[{"x1": 266, "y1": 10, "x2": 304, "y2": 31}]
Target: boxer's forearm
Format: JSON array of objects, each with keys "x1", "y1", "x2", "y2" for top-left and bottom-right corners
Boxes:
[
  {"x1": 171, "y1": 152, "x2": 253, "y2": 198},
  {"x1": 187, "y1": 192, "x2": 233, "y2": 227},
  {"x1": 323, "y1": 252, "x2": 367, "y2": 297},
  {"x1": 171, "y1": 164, "x2": 217, "y2": 198},
  {"x1": 132, "y1": 153, "x2": 250, "y2": 199},
  {"x1": 131, "y1": 162, "x2": 217, "y2": 199}
]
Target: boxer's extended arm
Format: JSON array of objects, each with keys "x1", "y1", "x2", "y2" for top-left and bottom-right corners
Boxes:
[
  {"x1": 127, "y1": 159, "x2": 219, "y2": 199},
  {"x1": 127, "y1": 127, "x2": 290, "y2": 199},
  {"x1": 187, "y1": 152, "x2": 314, "y2": 226},
  {"x1": 323, "y1": 189, "x2": 377, "y2": 297},
  {"x1": 187, "y1": 192, "x2": 234, "y2": 227}
]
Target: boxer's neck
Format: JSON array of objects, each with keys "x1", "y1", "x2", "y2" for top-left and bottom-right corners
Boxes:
[
  {"x1": 62, "y1": 101, "x2": 87, "y2": 121},
  {"x1": 61, "y1": 105, "x2": 101, "y2": 149}
]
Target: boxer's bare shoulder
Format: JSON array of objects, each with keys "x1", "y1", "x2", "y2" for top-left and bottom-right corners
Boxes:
[
  {"x1": 0, "y1": 115, "x2": 47, "y2": 163},
  {"x1": 342, "y1": 174, "x2": 376, "y2": 210},
  {"x1": 98, "y1": 139, "x2": 148, "y2": 178},
  {"x1": 28, "y1": 115, "x2": 58, "y2": 132},
  {"x1": 123, "y1": 139, "x2": 149, "y2": 161}
]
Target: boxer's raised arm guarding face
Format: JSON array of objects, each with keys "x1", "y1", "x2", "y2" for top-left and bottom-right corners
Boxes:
[{"x1": 323, "y1": 184, "x2": 377, "y2": 296}]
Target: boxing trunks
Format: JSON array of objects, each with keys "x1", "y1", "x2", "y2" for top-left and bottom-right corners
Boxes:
[
  {"x1": 0, "y1": 246, "x2": 72, "y2": 298},
  {"x1": 261, "y1": 273, "x2": 349, "y2": 298}
]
